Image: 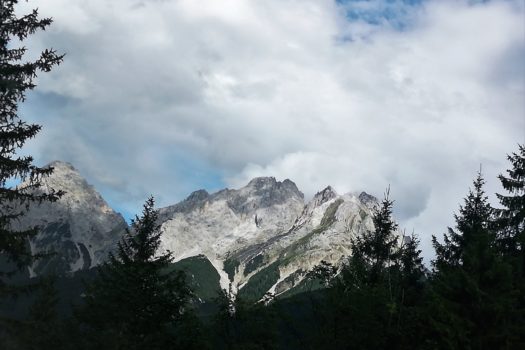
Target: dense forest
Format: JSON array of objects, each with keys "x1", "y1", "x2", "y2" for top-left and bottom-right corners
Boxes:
[{"x1": 1, "y1": 2, "x2": 524, "y2": 349}]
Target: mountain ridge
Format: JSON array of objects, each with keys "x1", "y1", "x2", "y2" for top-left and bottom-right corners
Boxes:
[{"x1": 17, "y1": 160, "x2": 380, "y2": 299}]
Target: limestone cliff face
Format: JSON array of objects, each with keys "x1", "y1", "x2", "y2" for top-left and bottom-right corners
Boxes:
[
  {"x1": 157, "y1": 179, "x2": 378, "y2": 296},
  {"x1": 157, "y1": 177, "x2": 306, "y2": 287},
  {"x1": 220, "y1": 188, "x2": 377, "y2": 297},
  {"x1": 16, "y1": 161, "x2": 127, "y2": 276}
]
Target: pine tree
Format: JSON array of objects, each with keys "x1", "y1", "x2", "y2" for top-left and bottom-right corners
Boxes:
[
  {"x1": 399, "y1": 233, "x2": 425, "y2": 290},
  {"x1": 77, "y1": 197, "x2": 192, "y2": 349},
  {"x1": 433, "y1": 172, "x2": 494, "y2": 271},
  {"x1": 348, "y1": 188, "x2": 399, "y2": 285},
  {"x1": 395, "y1": 233, "x2": 428, "y2": 349},
  {"x1": 326, "y1": 189, "x2": 402, "y2": 349},
  {"x1": 0, "y1": 0, "x2": 64, "y2": 297},
  {"x1": 431, "y1": 171, "x2": 517, "y2": 349}
]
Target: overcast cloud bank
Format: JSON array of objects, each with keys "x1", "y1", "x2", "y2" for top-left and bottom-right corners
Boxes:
[{"x1": 17, "y1": 0, "x2": 525, "y2": 258}]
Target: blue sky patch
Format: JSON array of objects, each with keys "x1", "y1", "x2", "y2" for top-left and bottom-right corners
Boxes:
[{"x1": 337, "y1": 0, "x2": 426, "y2": 31}]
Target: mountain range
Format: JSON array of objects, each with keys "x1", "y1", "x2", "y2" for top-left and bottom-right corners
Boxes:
[{"x1": 16, "y1": 161, "x2": 380, "y2": 300}]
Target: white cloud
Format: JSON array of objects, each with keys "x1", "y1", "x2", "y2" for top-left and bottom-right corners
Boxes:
[{"x1": 16, "y1": 0, "x2": 525, "y2": 259}]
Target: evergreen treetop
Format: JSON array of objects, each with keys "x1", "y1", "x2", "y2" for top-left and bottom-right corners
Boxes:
[
  {"x1": 430, "y1": 170, "x2": 519, "y2": 349},
  {"x1": 350, "y1": 188, "x2": 399, "y2": 284},
  {"x1": 432, "y1": 171, "x2": 494, "y2": 271}
]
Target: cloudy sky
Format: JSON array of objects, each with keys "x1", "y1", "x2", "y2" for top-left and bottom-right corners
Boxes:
[{"x1": 16, "y1": 0, "x2": 524, "y2": 259}]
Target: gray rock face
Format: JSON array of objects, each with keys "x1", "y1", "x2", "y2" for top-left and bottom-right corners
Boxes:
[
  {"x1": 159, "y1": 189, "x2": 210, "y2": 217},
  {"x1": 157, "y1": 178, "x2": 380, "y2": 297},
  {"x1": 159, "y1": 177, "x2": 304, "y2": 218},
  {"x1": 358, "y1": 191, "x2": 378, "y2": 209},
  {"x1": 228, "y1": 189, "x2": 377, "y2": 297},
  {"x1": 157, "y1": 177, "x2": 306, "y2": 286},
  {"x1": 15, "y1": 161, "x2": 127, "y2": 276}
]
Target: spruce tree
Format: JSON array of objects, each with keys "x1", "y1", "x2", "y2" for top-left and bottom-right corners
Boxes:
[
  {"x1": 0, "y1": 0, "x2": 63, "y2": 296},
  {"x1": 348, "y1": 188, "x2": 399, "y2": 285},
  {"x1": 395, "y1": 233, "x2": 428, "y2": 349},
  {"x1": 78, "y1": 197, "x2": 192, "y2": 349},
  {"x1": 432, "y1": 172, "x2": 494, "y2": 271},
  {"x1": 327, "y1": 189, "x2": 402, "y2": 349},
  {"x1": 399, "y1": 233, "x2": 425, "y2": 290},
  {"x1": 431, "y1": 171, "x2": 517, "y2": 349}
]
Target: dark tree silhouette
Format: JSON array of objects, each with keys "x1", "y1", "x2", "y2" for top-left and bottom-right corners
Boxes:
[
  {"x1": 78, "y1": 197, "x2": 192, "y2": 349},
  {"x1": 347, "y1": 188, "x2": 399, "y2": 286},
  {"x1": 431, "y1": 171, "x2": 518, "y2": 349},
  {"x1": 0, "y1": 0, "x2": 64, "y2": 297}
]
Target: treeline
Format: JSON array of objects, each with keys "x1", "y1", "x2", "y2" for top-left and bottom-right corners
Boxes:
[{"x1": 1, "y1": 2, "x2": 524, "y2": 349}]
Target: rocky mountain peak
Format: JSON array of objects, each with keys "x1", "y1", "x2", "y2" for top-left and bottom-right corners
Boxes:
[
  {"x1": 160, "y1": 177, "x2": 304, "y2": 219},
  {"x1": 244, "y1": 177, "x2": 303, "y2": 199},
  {"x1": 246, "y1": 176, "x2": 277, "y2": 189},
  {"x1": 311, "y1": 186, "x2": 337, "y2": 207},
  {"x1": 358, "y1": 191, "x2": 378, "y2": 208},
  {"x1": 281, "y1": 179, "x2": 304, "y2": 198},
  {"x1": 223, "y1": 177, "x2": 303, "y2": 214},
  {"x1": 245, "y1": 176, "x2": 300, "y2": 191},
  {"x1": 159, "y1": 189, "x2": 210, "y2": 218},
  {"x1": 15, "y1": 161, "x2": 127, "y2": 276},
  {"x1": 40, "y1": 161, "x2": 96, "y2": 199},
  {"x1": 46, "y1": 160, "x2": 76, "y2": 170},
  {"x1": 189, "y1": 189, "x2": 210, "y2": 201}
]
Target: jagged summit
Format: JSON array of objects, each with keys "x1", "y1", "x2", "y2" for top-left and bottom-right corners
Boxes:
[
  {"x1": 309, "y1": 186, "x2": 338, "y2": 207},
  {"x1": 358, "y1": 191, "x2": 377, "y2": 208},
  {"x1": 38, "y1": 160, "x2": 97, "y2": 201},
  {"x1": 189, "y1": 189, "x2": 210, "y2": 199},
  {"x1": 244, "y1": 176, "x2": 303, "y2": 197},
  {"x1": 247, "y1": 176, "x2": 277, "y2": 188},
  {"x1": 160, "y1": 177, "x2": 304, "y2": 218},
  {"x1": 159, "y1": 189, "x2": 210, "y2": 217},
  {"x1": 46, "y1": 160, "x2": 76, "y2": 170},
  {"x1": 14, "y1": 161, "x2": 127, "y2": 276}
]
